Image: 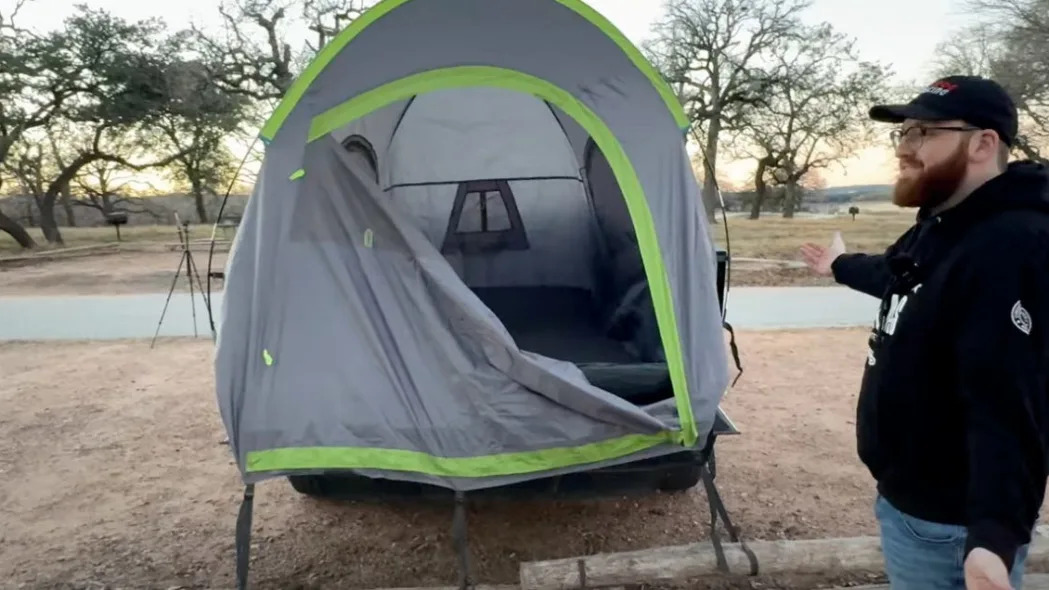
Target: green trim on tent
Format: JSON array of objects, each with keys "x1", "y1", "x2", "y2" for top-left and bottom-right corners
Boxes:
[
  {"x1": 245, "y1": 431, "x2": 683, "y2": 477},
  {"x1": 257, "y1": 0, "x2": 688, "y2": 141},
  {"x1": 304, "y1": 65, "x2": 697, "y2": 451},
  {"x1": 289, "y1": 169, "x2": 306, "y2": 180}
]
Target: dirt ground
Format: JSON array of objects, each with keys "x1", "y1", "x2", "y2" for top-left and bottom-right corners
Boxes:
[{"x1": 1, "y1": 328, "x2": 998, "y2": 590}]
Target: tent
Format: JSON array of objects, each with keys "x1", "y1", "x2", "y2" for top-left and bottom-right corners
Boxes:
[{"x1": 213, "y1": 0, "x2": 741, "y2": 586}]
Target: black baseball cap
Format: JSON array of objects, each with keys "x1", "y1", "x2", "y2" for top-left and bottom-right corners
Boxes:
[{"x1": 869, "y1": 75, "x2": 1018, "y2": 147}]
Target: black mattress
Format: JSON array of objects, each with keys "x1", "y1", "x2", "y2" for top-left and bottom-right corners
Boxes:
[
  {"x1": 471, "y1": 286, "x2": 672, "y2": 406},
  {"x1": 472, "y1": 286, "x2": 634, "y2": 363}
]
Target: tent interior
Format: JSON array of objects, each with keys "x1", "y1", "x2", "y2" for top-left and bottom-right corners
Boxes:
[{"x1": 330, "y1": 86, "x2": 671, "y2": 407}]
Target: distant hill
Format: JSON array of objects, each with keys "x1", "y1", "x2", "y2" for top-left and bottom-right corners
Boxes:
[{"x1": 815, "y1": 184, "x2": 894, "y2": 202}]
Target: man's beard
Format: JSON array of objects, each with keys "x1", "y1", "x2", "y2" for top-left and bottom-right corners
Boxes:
[{"x1": 892, "y1": 142, "x2": 969, "y2": 209}]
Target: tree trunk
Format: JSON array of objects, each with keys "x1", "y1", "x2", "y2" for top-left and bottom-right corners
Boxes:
[
  {"x1": 40, "y1": 152, "x2": 105, "y2": 246},
  {"x1": 782, "y1": 181, "x2": 799, "y2": 219},
  {"x1": 701, "y1": 116, "x2": 722, "y2": 220},
  {"x1": 192, "y1": 179, "x2": 209, "y2": 223},
  {"x1": 750, "y1": 158, "x2": 769, "y2": 220},
  {"x1": 38, "y1": 198, "x2": 63, "y2": 245},
  {"x1": 60, "y1": 181, "x2": 76, "y2": 227},
  {"x1": 0, "y1": 210, "x2": 37, "y2": 249}
]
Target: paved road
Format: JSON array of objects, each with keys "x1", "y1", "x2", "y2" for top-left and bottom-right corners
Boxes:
[{"x1": 0, "y1": 286, "x2": 878, "y2": 341}]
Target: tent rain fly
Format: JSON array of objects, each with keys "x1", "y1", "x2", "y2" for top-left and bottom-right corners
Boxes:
[{"x1": 213, "y1": 0, "x2": 738, "y2": 586}]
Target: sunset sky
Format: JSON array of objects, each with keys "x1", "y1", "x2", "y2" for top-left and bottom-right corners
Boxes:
[{"x1": 6, "y1": 0, "x2": 976, "y2": 188}]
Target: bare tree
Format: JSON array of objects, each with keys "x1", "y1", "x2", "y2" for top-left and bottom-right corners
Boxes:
[
  {"x1": 192, "y1": 0, "x2": 376, "y2": 103},
  {"x1": 73, "y1": 159, "x2": 164, "y2": 221},
  {"x1": 937, "y1": 0, "x2": 1049, "y2": 163},
  {"x1": 737, "y1": 23, "x2": 892, "y2": 218},
  {"x1": 302, "y1": 0, "x2": 370, "y2": 52},
  {"x1": 644, "y1": 0, "x2": 811, "y2": 218},
  {"x1": 192, "y1": 0, "x2": 297, "y2": 103},
  {"x1": 186, "y1": 0, "x2": 375, "y2": 199}
]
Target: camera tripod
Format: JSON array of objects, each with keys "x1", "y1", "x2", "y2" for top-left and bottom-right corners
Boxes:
[{"x1": 151, "y1": 213, "x2": 208, "y2": 348}]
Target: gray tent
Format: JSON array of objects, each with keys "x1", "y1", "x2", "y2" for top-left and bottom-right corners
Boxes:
[{"x1": 214, "y1": 0, "x2": 734, "y2": 585}]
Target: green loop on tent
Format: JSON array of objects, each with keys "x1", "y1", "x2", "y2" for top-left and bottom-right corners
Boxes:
[
  {"x1": 257, "y1": 0, "x2": 688, "y2": 141},
  {"x1": 303, "y1": 65, "x2": 697, "y2": 447},
  {"x1": 363, "y1": 229, "x2": 374, "y2": 248},
  {"x1": 289, "y1": 169, "x2": 306, "y2": 180},
  {"x1": 262, "y1": 349, "x2": 274, "y2": 366}
]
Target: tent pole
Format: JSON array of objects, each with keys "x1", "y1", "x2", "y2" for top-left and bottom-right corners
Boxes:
[{"x1": 452, "y1": 490, "x2": 474, "y2": 590}]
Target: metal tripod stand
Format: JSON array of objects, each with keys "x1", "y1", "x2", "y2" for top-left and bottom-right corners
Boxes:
[{"x1": 151, "y1": 213, "x2": 208, "y2": 348}]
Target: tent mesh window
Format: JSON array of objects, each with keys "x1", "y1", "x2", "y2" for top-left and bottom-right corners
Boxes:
[{"x1": 440, "y1": 179, "x2": 529, "y2": 255}]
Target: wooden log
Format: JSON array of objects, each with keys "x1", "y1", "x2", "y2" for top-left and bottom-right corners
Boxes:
[
  {"x1": 366, "y1": 586, "x2": 518, "y2": 590},
  {"x1": 519, "y1": 535, "x2": 1049, "y2": 590}
]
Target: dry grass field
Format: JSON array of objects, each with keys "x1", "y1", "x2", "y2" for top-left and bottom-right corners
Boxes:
[{"x1": 0, "y1": 209, "x2": 916, "y2": 293}]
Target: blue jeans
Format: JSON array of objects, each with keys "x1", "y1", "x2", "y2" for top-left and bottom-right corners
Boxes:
[{"x1": 875, "y1": 494, "x2": 1028, "y2": 589}]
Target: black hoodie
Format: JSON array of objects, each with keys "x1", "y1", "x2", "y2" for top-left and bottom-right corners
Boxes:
[{"x1": 832, "y1": 160, "x2": 1049, "y2": 570}]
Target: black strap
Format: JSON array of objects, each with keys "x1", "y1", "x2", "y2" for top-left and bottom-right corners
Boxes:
[
  {"x1": 702, "y1": 466, "x2": 730, "y2": 573},
  {"x1": 236, "y1": 484, "x2": 255, "y2": 590},
  {"x1": 700, "y1": 466, "x2": 759, "y2": 576},
  {"x1": 452, "y1": 491, "x2": 473, "y2": 590},
  {"x1": 723, "y1": 320, "x2": 743, "y2": 387}
]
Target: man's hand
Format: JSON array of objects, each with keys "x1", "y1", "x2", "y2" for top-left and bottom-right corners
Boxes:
[
  {"x1": 965, "y1": 548, "x2": 1013, "y2": 590},
  {"x1": 800, "y1": 231, "x2": 846, "y2": 276}
]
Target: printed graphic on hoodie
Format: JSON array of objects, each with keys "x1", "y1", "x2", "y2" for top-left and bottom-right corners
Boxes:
[{"x1": 868, "y1": 283, "x2": 922, "y2": 367}]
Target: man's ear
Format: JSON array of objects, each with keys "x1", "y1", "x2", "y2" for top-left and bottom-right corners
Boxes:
[{"x1": 971, "y1": 130, "x2": 1001, "y2": 164}]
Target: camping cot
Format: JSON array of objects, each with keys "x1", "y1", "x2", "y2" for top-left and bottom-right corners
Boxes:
[{"x1": 212, "y1": 0, "x2": 749, "y2": 587}]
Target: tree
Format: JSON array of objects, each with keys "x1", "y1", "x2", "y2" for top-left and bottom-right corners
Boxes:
[
  {"x1": 737, "y1": 23, "x2": 891, "y2": 218},
  {"x1": 302, "y1": 0, "x2": 371, "y2": 53},
  {"x1": 644, "y1": 0, "x2": 811, "y2": 218},
  {"x1": 73, "y1": 158, "x2": 164, "y2": 221},
  {"x1": 935, "y1": 0, "x2": 1049, "y2": 163},
  {"x1": 747, "y1": 151, "x2": 786, "y2": 219},
  {"x1": 24, "y1": 6, "x2": 185, "y2": 245},
  {"x1": 185, "y1": 0, "x2": 375, "y2": 213},
  {"x1": 0, "y1": 0, "x2": 70, "y2": 248},
  {"x1": 192, "y1": 0, "x2": 297, "y2": 104},
  {"x1": 192, "y1": 0, "x2": 376, "y2": 103},
  {"x1": 0, "y1": 4, "x2": 193, "y2": 247},
  {"x1": 151, "y1": 48, "x2": 252, "y2": 223}
]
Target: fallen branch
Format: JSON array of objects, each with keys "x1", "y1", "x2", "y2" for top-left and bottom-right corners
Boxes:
[{"x1": 519, "y1": 535, "x2": 1049, "y2": 590}]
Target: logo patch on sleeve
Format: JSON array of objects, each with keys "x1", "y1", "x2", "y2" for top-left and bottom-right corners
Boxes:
[{"x1": 1012, "y1": 300, "x2": 1032, "y2": 335}]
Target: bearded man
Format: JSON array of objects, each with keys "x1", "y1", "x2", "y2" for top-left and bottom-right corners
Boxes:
[{"x1": 800, "y1": 75, "x2": 1049, "y2": 590}]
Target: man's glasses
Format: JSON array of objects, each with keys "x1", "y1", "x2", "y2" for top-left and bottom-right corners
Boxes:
[{"x1": 889, "y1": 125, "x2": 980, "y2": 149}]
